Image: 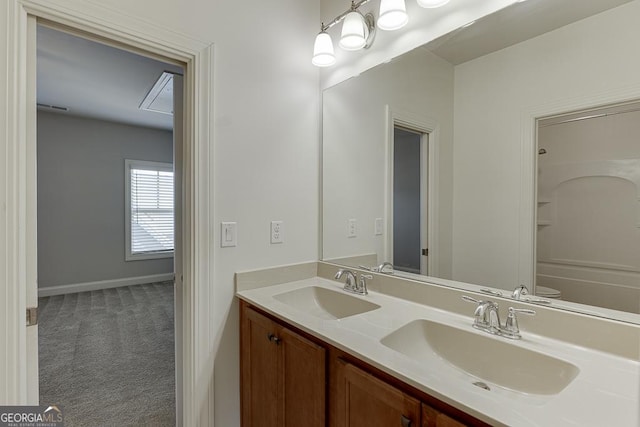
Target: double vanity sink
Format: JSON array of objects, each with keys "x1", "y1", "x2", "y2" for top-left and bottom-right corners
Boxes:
[
  {"x1": 237, "y1": 266, "x2": 640, "y2": 426},
  {"x1": 273, "y1": 284, "x2": 579, "y2": 397}
]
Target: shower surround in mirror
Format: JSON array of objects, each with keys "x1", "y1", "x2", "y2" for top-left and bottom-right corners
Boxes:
[
  {"x1": 322, "y1": 0, "x2": 640, "y2": 321},
  {"x1": 537, "y1": 104, "x2": 640, "y2": 314}
]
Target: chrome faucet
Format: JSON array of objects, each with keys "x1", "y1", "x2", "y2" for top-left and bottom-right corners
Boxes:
[
  {"x1": 463, "y1": 296, "x2": 501, "y2": 335},
  {"x1": 334, "y1": 269, "x2": 370, "y2": 295},
  {"x1": 376, "y1": 262, "x2": 394, "y2": 274},
  {"x1": 510, "y1": 285, "x2": 551, "y2": 304},
  {"x1": 335, "y1": 269, "x2": 357, "y2": 288},
  {"x1": 463, "y1": 295, "x2": 535, "y2": 340},
  {"x1": 511, "y1": 285, "x2": 529, "y2": 300}
]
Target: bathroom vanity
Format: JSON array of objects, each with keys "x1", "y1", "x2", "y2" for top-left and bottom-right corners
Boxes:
[
  {"x1": 240, "y1": 301, "x2": 482, "y2": 427},
  {"x1": 236, "y1": 262, "x2": 640, "y2": 427}
]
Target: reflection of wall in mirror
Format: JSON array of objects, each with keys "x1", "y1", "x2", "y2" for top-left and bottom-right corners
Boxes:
[
  {"x1": 536, "y1": 108, "x2": 640, "y2": 314},
  {"x1": 322, "y1": 47, "x2": 454, "y2": 277},
  {"x1": 451, "y1": 1, "x2": 640, "y2": 290}
]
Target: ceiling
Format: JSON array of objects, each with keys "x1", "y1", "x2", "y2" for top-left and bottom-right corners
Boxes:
[
  {"x1": 37, "y1": 25, "x2": 183, "y2": 130},
  {"x1": 427, "y1": 0, "x2": 634, "y2": 65}
]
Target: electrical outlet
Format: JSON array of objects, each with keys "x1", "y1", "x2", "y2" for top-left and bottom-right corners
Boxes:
[
  {"x1": 347, "y1": 219, "x2": 357, "y2": 238},
  {"x1": 221, "y1": 222, "x2": 237, "y2": 247},
  {"x1": 271, "y1": 221, "x2": 284, "y2": 244},
  {"x1": 374, "y1": 218, "x2": 383, "y2": 236}
]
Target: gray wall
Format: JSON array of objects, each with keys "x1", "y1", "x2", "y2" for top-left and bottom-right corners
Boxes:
[{"x1": 37, "y1": 111, "x2": 174, "y2": 288}]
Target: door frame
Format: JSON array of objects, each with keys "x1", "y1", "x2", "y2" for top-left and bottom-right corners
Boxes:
[
  {"x1": 384, "y1": 106, "x2": 439, "y2": 276},
  {"x1": 1, "y1": 1, "x2": 214, "y2": 425}
]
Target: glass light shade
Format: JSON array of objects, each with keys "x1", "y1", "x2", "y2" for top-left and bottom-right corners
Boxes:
[
  {"x1": 339, "y1": 11, "x2": 368, "y2": 51},
  {"x1": 312, "y1": 32, "x2": 336, "y2": 67},
  {"x1": 417, "y1": 0, "x2": 450, "y2": 8},
  {"x1": 378, "y1": 0, "x2": 408, "y2": 31}
]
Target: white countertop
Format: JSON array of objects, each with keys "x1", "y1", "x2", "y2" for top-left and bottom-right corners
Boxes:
[{"x1": 237, "y1": 277, "x2": 640, "y2": 427}]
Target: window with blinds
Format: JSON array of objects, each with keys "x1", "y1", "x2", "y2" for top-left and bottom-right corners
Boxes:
[{"x1": 125, "y1": 160, "x2": 174, "y2": 260}]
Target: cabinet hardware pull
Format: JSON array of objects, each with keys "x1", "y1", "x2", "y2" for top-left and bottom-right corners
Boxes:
[
  {"x1": 401, "y1": 415, "x2": 411, "y2": 427},
  {"x1": 267, "y1": 333, "x2": 280, "y2": 344}
]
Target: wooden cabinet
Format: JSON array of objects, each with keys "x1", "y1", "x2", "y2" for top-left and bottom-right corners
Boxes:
[
  {"x1": 240, "y1": 300, "x2": 487, "y2": 427},
  {"x1": 423, "y1": 404, "x2": 467, "y2": 427},
  {"x1": 333, "y1": 360, "x2": 421, "y2": 427},
  {"x1": 240, "y1": 304, "x2": 325, "y2": 427}
]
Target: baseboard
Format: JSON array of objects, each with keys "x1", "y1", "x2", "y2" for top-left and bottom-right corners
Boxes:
[{"x1": 38, "y1": 273, "x2": 175, "y2": 297}]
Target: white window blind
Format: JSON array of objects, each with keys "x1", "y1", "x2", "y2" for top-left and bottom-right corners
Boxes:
[{"x1": 125, "y1": 160, "x2": 174, "y2": 260}]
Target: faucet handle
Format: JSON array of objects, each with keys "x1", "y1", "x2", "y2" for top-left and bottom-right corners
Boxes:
[
  {"x1": 462, "y1": 295, "x2": 482, "y2": 304},
  {"x1": 358, "y1": 274, "x2": 373, "y2": 295},
  {"x1": 502, "y1": 307, "x2": 536, "y2": 339}
]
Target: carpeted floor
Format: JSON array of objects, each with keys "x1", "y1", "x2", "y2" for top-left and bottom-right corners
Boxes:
[{"x1": 38, "y1": 282, "x2": 176, "y2": 426}]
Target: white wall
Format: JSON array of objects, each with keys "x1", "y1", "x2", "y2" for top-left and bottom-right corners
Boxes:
[
  {"x1": 452, "y1": 1, "x2": 640, "y2": 289},
  {"x1": 319, "y1": 0, "x2": 514, "y2": 89},
  {"x1": 323, "y1": 47, "x2": 454, "y2": 277},
  {"x1": 37, "y1": 112, "x2": 174, "y2": 288},
  {"x1": 0, "y1": 0, "x2": 320, "y2": 425}
]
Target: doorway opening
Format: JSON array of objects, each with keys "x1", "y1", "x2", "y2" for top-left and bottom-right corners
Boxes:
[
  {"x1": 36, "y1": 23, "x2": 184, "y2": 425},
  {"x1": 391, "y1": 125, "x2": 429, "y2": 275},
  {"x1": 535, "y1": 99, "x2": 640, "y2": 314}
]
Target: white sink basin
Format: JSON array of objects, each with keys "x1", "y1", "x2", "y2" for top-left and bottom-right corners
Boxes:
[
  {"x1": 273, "y1": 286, "x2": 380, "y2": 320},
  {"x1": 381, "y1": 319, "x2": 579, "y2": 395}
]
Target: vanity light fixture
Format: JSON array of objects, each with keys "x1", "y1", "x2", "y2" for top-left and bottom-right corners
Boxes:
[
  {"x1": 378, "y1": 0, "x2": 409, "y2": 31},
  {"x1": 339, "y1": 10, "x2": 373, "y2": 50},
  {"x1": 417, "y1": 0, "x2": 450, "y2": 8},
  {"x1": 312, "y1": 0, "x2": 450, "y2": 67},
  {"x1": 312, "y1": 31, "x2": 336, "y2": 67}
]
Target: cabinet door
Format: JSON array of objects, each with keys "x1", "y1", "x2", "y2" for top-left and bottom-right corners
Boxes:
[
  {"x1": 281, "y1": 327, "x2": 326, "y2": 427},
  {"x1": 339, "y1": 362, "x2": 421, "y2": 427},
  {"x1": 422, "y1": 404, "x2": 467, "y2": 427},
  {"x1": 241, "y1": 307, "x2": 281, "y2": 427},
  {"x1": 241, "y1": 305, "x2": 327, "y2": 427}
]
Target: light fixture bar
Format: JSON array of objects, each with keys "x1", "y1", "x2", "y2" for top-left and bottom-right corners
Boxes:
[
  {"x1": 313, "y1": 0, "x2": 452, "y2": 67},
  {"x1": 321, "y1": 0, "x2": 374, "y2": 32}
]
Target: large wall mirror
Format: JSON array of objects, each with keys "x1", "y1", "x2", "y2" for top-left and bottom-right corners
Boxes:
[{"x1": 322, "y1": 0, "x2": 640, "y2": 324}]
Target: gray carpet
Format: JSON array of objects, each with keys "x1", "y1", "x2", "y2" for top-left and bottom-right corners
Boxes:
[{"x1": 38, "y1": 282, "x2": 176, "y2": 426}]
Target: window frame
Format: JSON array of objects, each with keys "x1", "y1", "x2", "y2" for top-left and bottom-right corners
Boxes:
[{"x1": 125, "y1": 159, "x2": 174, "y2": 261}]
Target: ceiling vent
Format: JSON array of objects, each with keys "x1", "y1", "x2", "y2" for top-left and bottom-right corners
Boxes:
[
  {"x1": 139, "y1": 71, "x2": 174, "y2": 115},
  {"x1": 37, "y1": 103, "x2": 69, "y2": 112}
]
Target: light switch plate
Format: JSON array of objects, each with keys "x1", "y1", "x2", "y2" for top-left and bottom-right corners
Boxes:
[
  {"x1": 221, "y1": 222, "x2": 237, "y2": 247},
  {"x1": 375, "y1": 218, "x2": 383, "y2": 236},
  {"x1": 347, "y1": 218, "x2": 357, "y2": 238}
]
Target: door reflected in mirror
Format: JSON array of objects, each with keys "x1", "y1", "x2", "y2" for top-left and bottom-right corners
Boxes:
[{"x1": 393, "y1": 127, "x2": 428, "y2": 276}]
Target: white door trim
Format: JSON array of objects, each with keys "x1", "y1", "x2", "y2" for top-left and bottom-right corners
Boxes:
[
  {"x1": 1, "y1": 1, "x2": 214, "y2": 425},
  {"x1": 384, "y1": 105, "x2": 439, "y2": 277}
]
